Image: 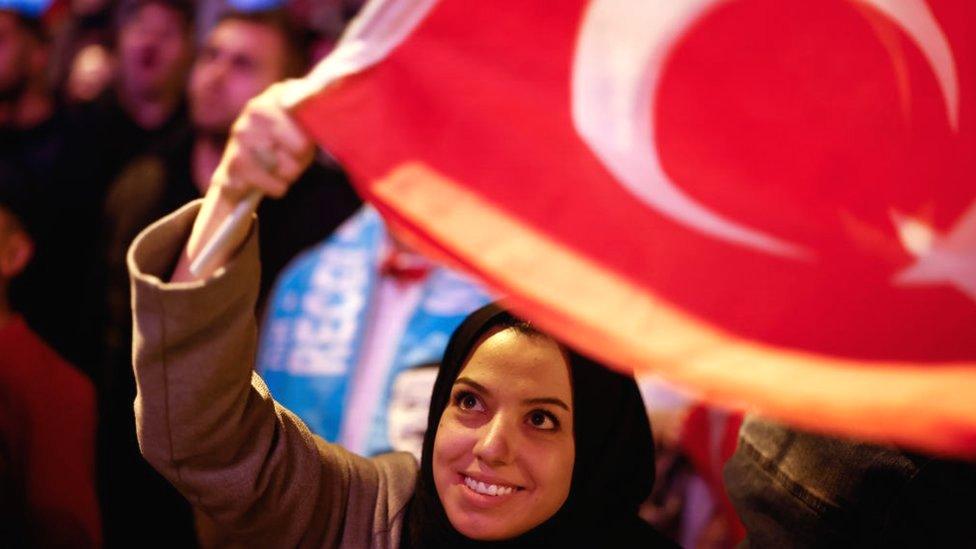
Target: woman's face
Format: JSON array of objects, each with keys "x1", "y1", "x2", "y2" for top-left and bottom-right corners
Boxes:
[{"x1": 433, "y1": 327, "x2": 575, "y2": 540}]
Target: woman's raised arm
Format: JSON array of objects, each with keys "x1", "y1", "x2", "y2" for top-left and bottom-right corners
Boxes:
[{"x1": 126, "y1": 84, "x2": 416, "y2": 547}]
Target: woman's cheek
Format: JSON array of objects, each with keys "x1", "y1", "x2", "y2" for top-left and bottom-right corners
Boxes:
[
  {"x1": 526, "y1": 435, "x2": 575, "y2": 493},
  {"x1": 435, "y1": 415, "x2": 475, "y2": 461}
]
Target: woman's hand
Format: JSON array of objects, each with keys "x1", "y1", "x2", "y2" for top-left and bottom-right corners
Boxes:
[
  {"x1": 171, "y1": 81, "x2": 316, "y2": 283},
  {"x1": 212, "y1": 82, "x2": 316, "y2": 203}
]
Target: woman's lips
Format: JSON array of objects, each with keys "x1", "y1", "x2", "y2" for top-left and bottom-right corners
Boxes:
[{"x1": 457, "y1": 472, "x2": 525, "y2": 504}]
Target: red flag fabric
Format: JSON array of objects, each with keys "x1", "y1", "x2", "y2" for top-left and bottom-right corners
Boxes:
[
  {"x1": 285, "y1": 0, "x2": 976, "y2": 457},
  {"x1": 680, "y1": 407, "x2": 745, "y2": 544}
]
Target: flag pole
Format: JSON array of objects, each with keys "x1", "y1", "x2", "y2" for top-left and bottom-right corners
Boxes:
[{"x1": 188, "y1": 189, "x2": 262, "y2": 279}]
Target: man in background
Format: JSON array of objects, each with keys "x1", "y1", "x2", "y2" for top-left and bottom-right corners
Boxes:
[{"x1": 71, "y1": 0, "x2": 193, "y2": 182}]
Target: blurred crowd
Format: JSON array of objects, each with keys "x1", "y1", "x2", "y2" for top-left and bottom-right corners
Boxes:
[
  {"x1": 1, "y1": 0, "x2": 366, "y2": 545},
  {"x1": 10, "y1": 0, "x2": 955, "y2": 548}
]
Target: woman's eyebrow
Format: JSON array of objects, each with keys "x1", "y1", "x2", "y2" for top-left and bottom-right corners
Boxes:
[
  {"x1": 454, "y1": 377, "x2": 490, "y2": 395},
  {"x1": 523, "y1": 397, "x2": 570, "y2": 412}
]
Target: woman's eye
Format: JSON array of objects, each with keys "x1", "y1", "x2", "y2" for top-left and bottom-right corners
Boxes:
[
  {"x1": 453, "y1": 391, "x2": 484, "y2": 412},
  {"x1": 527, "y1": 410, "x2": 559, "y2": 431}
]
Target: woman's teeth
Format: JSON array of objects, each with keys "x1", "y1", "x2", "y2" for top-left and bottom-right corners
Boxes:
[{"x1": 463, "y1": 475, "x2": 516, "y2": 496}]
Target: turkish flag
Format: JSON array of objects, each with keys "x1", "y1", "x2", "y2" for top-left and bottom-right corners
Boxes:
[{"x1": 284, "y1": 0, "x2": 976, "y2": 457}]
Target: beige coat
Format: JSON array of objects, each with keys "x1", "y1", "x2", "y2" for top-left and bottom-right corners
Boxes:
[{"x1": 128, "y1": 201, "x2": 417, "y2": 548}]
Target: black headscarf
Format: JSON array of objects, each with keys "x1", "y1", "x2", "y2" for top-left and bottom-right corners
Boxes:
[{"x1": 402, "y1": 304, "x2": 674, "y2": 548}]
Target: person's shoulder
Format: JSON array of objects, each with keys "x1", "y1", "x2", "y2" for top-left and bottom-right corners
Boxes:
[
  {"x1": 306, "y1": 443, "x2": 417, "y2": 546},
  {"x1": 30, "y1": 332, "x2": 94, "y2": 401},
  {"x1": 0, "y1": 318, "x2": 94, "y2": 401},
  {"x1": 372, "y1": 451, "x2": 420, "y2": 481},
  {"x1": 1, "y1": 316, "x2": 51, "y2": 361},
  {"x1": 369, "y1": 452, "x2": 419, "y2": 533},
  {"x1": 307, "y1": 440, "x2": 417, "y2": 510},
  {"x1": 319, "y1": 443, "x2": 418, "y2": 483}
]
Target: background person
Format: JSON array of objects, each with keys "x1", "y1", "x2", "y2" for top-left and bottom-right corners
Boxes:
[
  {"x1": 724, "y1": 416, "x2": 976, "y2": 547},
  {"x1": 68, "y1": 0, "x2": 194, "y2": 190},
  {"x1": 0, "y1": 162, "x2": 100, "y2": 548}
]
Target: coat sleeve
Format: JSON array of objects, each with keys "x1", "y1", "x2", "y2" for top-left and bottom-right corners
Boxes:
[{"x1": 127, "y1": 200, "x2": 413, "y2": 548}]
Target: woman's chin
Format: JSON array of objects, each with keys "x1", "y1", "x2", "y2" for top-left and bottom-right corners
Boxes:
[
  {"x1": 443, "y1": 487, "x2": 525, "y2": 541},
  {"x1": 449, "y1": 514, "x2": 515, "y2": 542}
]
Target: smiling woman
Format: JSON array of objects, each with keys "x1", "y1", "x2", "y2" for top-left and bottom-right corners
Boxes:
[
  {"x1": 435, "y1": 322, "x2": 576, "y2": 540},
  {"x1": 405, "y1": 304, "x2": 672, "y2": 547}
]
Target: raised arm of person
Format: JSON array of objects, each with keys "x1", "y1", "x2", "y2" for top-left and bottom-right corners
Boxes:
[{"x1": 127, "y1": 83, "x2": 416, "y2": 548}]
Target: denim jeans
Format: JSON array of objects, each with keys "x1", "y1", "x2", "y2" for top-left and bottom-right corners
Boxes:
[{"x1": 723, "y1": 416, "x2": 976, "y2": 548}]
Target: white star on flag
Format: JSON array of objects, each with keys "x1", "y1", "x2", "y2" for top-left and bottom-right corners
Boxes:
[{"x1": 893, "y1": 201, "x2": 976, "y2": 302}]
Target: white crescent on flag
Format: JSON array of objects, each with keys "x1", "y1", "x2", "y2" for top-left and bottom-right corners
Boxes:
[
  {"x1": 857, "y1": 0, "x2": 959, "y2": 129},
  {"x1": 571, "y1": 0, "x2": 959, "y2": 259}
]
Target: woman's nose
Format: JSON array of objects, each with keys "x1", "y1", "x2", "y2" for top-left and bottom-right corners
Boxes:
[{"x1": 472, "y1": 414, "x2": 514, "y2": 466}]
